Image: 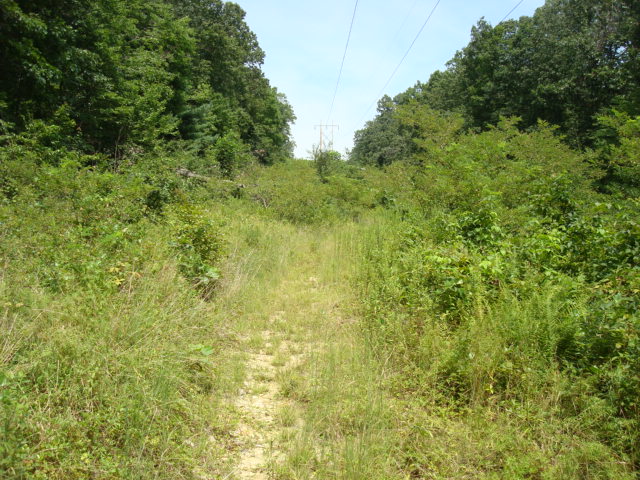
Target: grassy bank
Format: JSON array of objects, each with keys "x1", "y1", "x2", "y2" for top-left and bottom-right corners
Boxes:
[
  {"x1": 0, "y1": 143, "x2": 260, "y2": 478},
  {"x1": 351, "y1": 121, "x2": 639, "y2": 478}
]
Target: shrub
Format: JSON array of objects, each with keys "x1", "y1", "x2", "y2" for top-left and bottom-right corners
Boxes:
[{"x1": 168, "y1": 203, "x2": 224, "y2": 296}]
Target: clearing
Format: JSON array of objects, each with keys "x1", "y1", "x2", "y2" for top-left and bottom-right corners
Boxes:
[{"x1": 215, "y1": 219, "x2": 398, "y2": 479}]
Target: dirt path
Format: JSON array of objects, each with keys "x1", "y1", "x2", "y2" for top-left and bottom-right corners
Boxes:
[
  {"x1": 220, "y1": 227, "x2": 327, "y2": 479},
  {"x1": 219, "y1": 224, "x2": 397, "y2": 480},
  {"x1": 230, "y1": 332, "x2": 306, "y2": 479},
  {"x1": 231, "y1": 347, "x2": 280, "y2": 479}
]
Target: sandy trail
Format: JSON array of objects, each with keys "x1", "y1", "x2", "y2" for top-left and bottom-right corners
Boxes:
[{"x1": 220, "y1": 227, "x2": 362, "y2": 479}]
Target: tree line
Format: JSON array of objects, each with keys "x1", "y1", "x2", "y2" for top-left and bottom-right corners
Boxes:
[
  {"x1": 351, "y1": 0, "x2": 639, "y2": 193},
  {"x1": 0, "y1": 0, "x2": 295, "y2": 165}
]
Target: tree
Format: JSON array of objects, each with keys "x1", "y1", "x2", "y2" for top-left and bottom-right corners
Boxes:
[
  {"x1": 350, "y1": 96, "x2": 412, "y2": 166},
  {"x1": 352, "y1": 0, "x2": 640, "y2": 165},
  {"x1": 313, "y1": 147, "x2": 341, "y2": 182},
  {"x1": 0, "y1": 0, "x2": 295, "y2": 163}
]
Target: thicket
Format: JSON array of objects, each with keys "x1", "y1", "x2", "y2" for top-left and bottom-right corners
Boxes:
[
  {"x1": 2, "y1": 0, "x2": 640, "y2": 477},
  {"x1": 0, "y1": 1, "x2": 296, "y2": 477},
  {"x1": 349, "y1": 11, "x2": 640, "y2": 472},
  {"x1": 0, "y1": 0, "x2": 295, "y2": 164},
  {"x1": 0, "y1": 122, "x2": 242, "y2": 477},
  {"x1": 228, "y1": 158, "x2": 376, "y2": 226},
  {"x1": 356, "y1": 107, "x2": 640, "y2": 477}
]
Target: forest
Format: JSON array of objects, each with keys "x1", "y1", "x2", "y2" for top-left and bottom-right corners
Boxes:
[{"x1": 0, "y1": 0, "x2": 638, "y2": 478}]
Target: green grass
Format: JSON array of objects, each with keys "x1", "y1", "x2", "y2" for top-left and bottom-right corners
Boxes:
[
  {"x1": 0, "y1": 231, "x2": 244, "y2": 478},
  {"x1": 2, "y1": 146, "x2": 638, "y2": 479},
  {"x1": 242, "y1": 221, "x2": 403, "y2": 480}
]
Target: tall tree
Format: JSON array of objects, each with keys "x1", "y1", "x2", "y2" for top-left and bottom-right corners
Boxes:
[
  {"x1": 0, "y1": 0, "x2": 295, "y2": 162},
  {"x1": 352, "y1": 0, "x2": 640, "y2": 165}
]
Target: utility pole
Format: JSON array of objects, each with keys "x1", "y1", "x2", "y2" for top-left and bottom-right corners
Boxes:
[{"x1": 314, "y1": 123, "x2": 339, "y2": 151}]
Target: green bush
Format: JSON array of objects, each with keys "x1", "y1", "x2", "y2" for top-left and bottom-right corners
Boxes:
[
  {"x1": 209, "y1": 131, "x2": 251, "y2": 178},
  {"x1": 0, "y1": 141, "x2": 233, "y2": 479},
  {"x1": 313, "y1": 148, "x2": 341, "y2": 182},
  {"x1": 595, "y1": 111, "x2": 640, "y2": 197},
  {"x1": 240, "y1": 160, "x2": 375, "y2": 225},
  {"x1": 168, "y1": 202, "x2": 224, "y2": 296},
  {"x1": 355, "y1": 119, "x2": 639, "y2": 475}
]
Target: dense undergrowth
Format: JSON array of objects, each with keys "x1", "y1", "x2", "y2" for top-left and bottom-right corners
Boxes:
[
  {"x1": 5, "y1": 0, "x2": 636, "y2": 478},
  {"x1": 355, "y1": 115, "x2": 640, "y2": 478},
  {"x1": 222, "y1": 118, "x2": 639, "y2": 477},
  {"x1": 0, "y1": 133, "x2": 238, "y2": 477},
  {"x1": 2, "y1": 111, "x2": 639, "y2": 477}
]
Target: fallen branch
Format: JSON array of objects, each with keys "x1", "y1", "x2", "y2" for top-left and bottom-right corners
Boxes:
[
  {"x1": 175, "y1": 168, "x2": 246, "y2": 189},
  {"x1": 175, "y1": 167, "x2": 210, "y2": 181}
]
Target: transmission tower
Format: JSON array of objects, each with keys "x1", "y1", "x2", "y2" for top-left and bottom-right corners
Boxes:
[{"x1": 314, "y1": 123, "x2": 339, "y2": 151}]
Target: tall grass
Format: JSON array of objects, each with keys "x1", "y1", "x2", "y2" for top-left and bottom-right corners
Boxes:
[
  {"x1": 2, "y1": 135, "x2": 637, "y2": 479},
  {"x1": 0, "y1": 154, "x2": 245, "y2": 478},
  {"x1": 0, "y1": 240, "x2": 245, "y2": 478},
  {"x1": 258, "y1": 222, "x2": 402, "y2": 479}
]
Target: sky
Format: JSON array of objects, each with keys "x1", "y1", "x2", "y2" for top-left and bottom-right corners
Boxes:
[{"x1": 237, "y1": 0, "x2": 547, "y2": 159}]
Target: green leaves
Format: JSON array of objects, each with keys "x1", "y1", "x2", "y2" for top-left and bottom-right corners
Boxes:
[
  {"x1": 168, "y1": 202, "x2": 224, "y2": 296},
  {"x1": 354, "y1": 0, "x2": 640, "y2": 162},
  {"x1": 0, "y1": 0, "x2": 294, "y2": 163},
  {"x1": 210, "y1": 131, "x2": 248, "y2": 178},
  {"x1": 190, "y1": 344, "x2": 214, "y2": 356},
  {"x1": 313, "y1": 148, "x2": 341, "y2": 182}
]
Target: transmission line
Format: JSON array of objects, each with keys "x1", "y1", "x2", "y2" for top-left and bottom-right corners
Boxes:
[
  {"x1": 349, "y1": 0, "x2": 528, "y2": 144},
  {"x1": 326, "y1": 0, "x2": 359, "y2": 123},
  {"x1": 357, "y1": 0, "x2": 443, "y2": 124},
  {"x1": 391, "y1": 0, "x2": 420, "y2": 43},
  {"x1": 500, "y1": 0, "x2": 525, "y2": 23}
]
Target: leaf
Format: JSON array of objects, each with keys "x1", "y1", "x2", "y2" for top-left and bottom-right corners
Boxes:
[
  {"x1": 190, "y1": 344, "x2": 214, "y2": 356},
  {"x1": 199, "y1": 346, "x2": 214, "y2": 356}
]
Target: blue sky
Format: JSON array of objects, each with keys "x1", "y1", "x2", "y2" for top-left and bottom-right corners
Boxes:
[{"x1": 237, "y1": 0, "x2": 546, "y2": 158}]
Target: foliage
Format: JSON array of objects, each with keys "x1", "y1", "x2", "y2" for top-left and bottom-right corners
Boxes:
[
  {"x1": 168, "y1": 202, "x2": 224, "y2": 296},
  {"x1": 351, "y1": 96, "x2": 413, "y2": 167},
  {"x1": 356, "y1": 114, "x2": 640, "y2": 476},
  {"x1": 237, "y1": 160, "x2": 376, "y2": 226},
  {"x1": 209, "y1": 130, "x2": 250, "y2": 178},
  {"x1": 0, "y1": 0, "x2": 294, "y2": 162},
  {"x1": 595, "y1": 111, "x2": 640, "y2": 197},
  {"x1": 2, "y1": 0, "x2": 640, "y2": 477},
  {"x1": 312, "y1": 147, "x2": 342, "y2": 182},
  {"x1": 351, "y1": 0, "x2": 640, "y2": 166},
  {"x1": 0, "y1": 134, "x2": 237, "y2": 478}
]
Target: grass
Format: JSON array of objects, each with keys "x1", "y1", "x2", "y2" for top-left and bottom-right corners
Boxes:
[
  {"x1": 1, "y1": 225, "x2": 244, "y2": 478},
  {"x1": 240, "y1": 221, "x2": 403, "y2": 480},
  {"x1": 2, "y1": 154, "x2": 637, "y2": 478},
  {"x1": 352, "y1": 201, "x2": 637, "y2": 478}
]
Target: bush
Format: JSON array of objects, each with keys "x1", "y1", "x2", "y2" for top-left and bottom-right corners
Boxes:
[
  {"x1": 313, "y1": 148, "x2": 341, "y2": 182},
  {"x1": 168, "y1": 202, "x2": 224, "y2": 296},
  {"x1": 354, "y1": 119, "x2": 639, "y2": 475},
  {"x1": 240, "y1": 160, "x2": 375, "y2": 225},
  {"x1": 209, "y1": 131, "x2": 251, "y2": 178}
]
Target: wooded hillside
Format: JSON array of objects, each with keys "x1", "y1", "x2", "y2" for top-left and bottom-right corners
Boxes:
[{"x1": 0, "y1": 0, "x2": 294, "y2": 164}]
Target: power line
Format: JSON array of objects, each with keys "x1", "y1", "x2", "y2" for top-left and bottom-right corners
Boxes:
[
  {"x1": 326, "y1": 0, "x2": 359, "y2": 123},
  {"x1": 347, "y1": 0, "x2": 528, "y2": 147},
  {"x1": 500, "y1": 0, "x2": 525, "y2": 23},
  {"x1": 354, "y1": 0, "x2": 524, "y2": 131},
  {"x1": 391, "y1": 0, "x2": 420, "y2": 43},
  {"x1": 357, "y1": 0, "x2": 443, "y2": 124}
]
